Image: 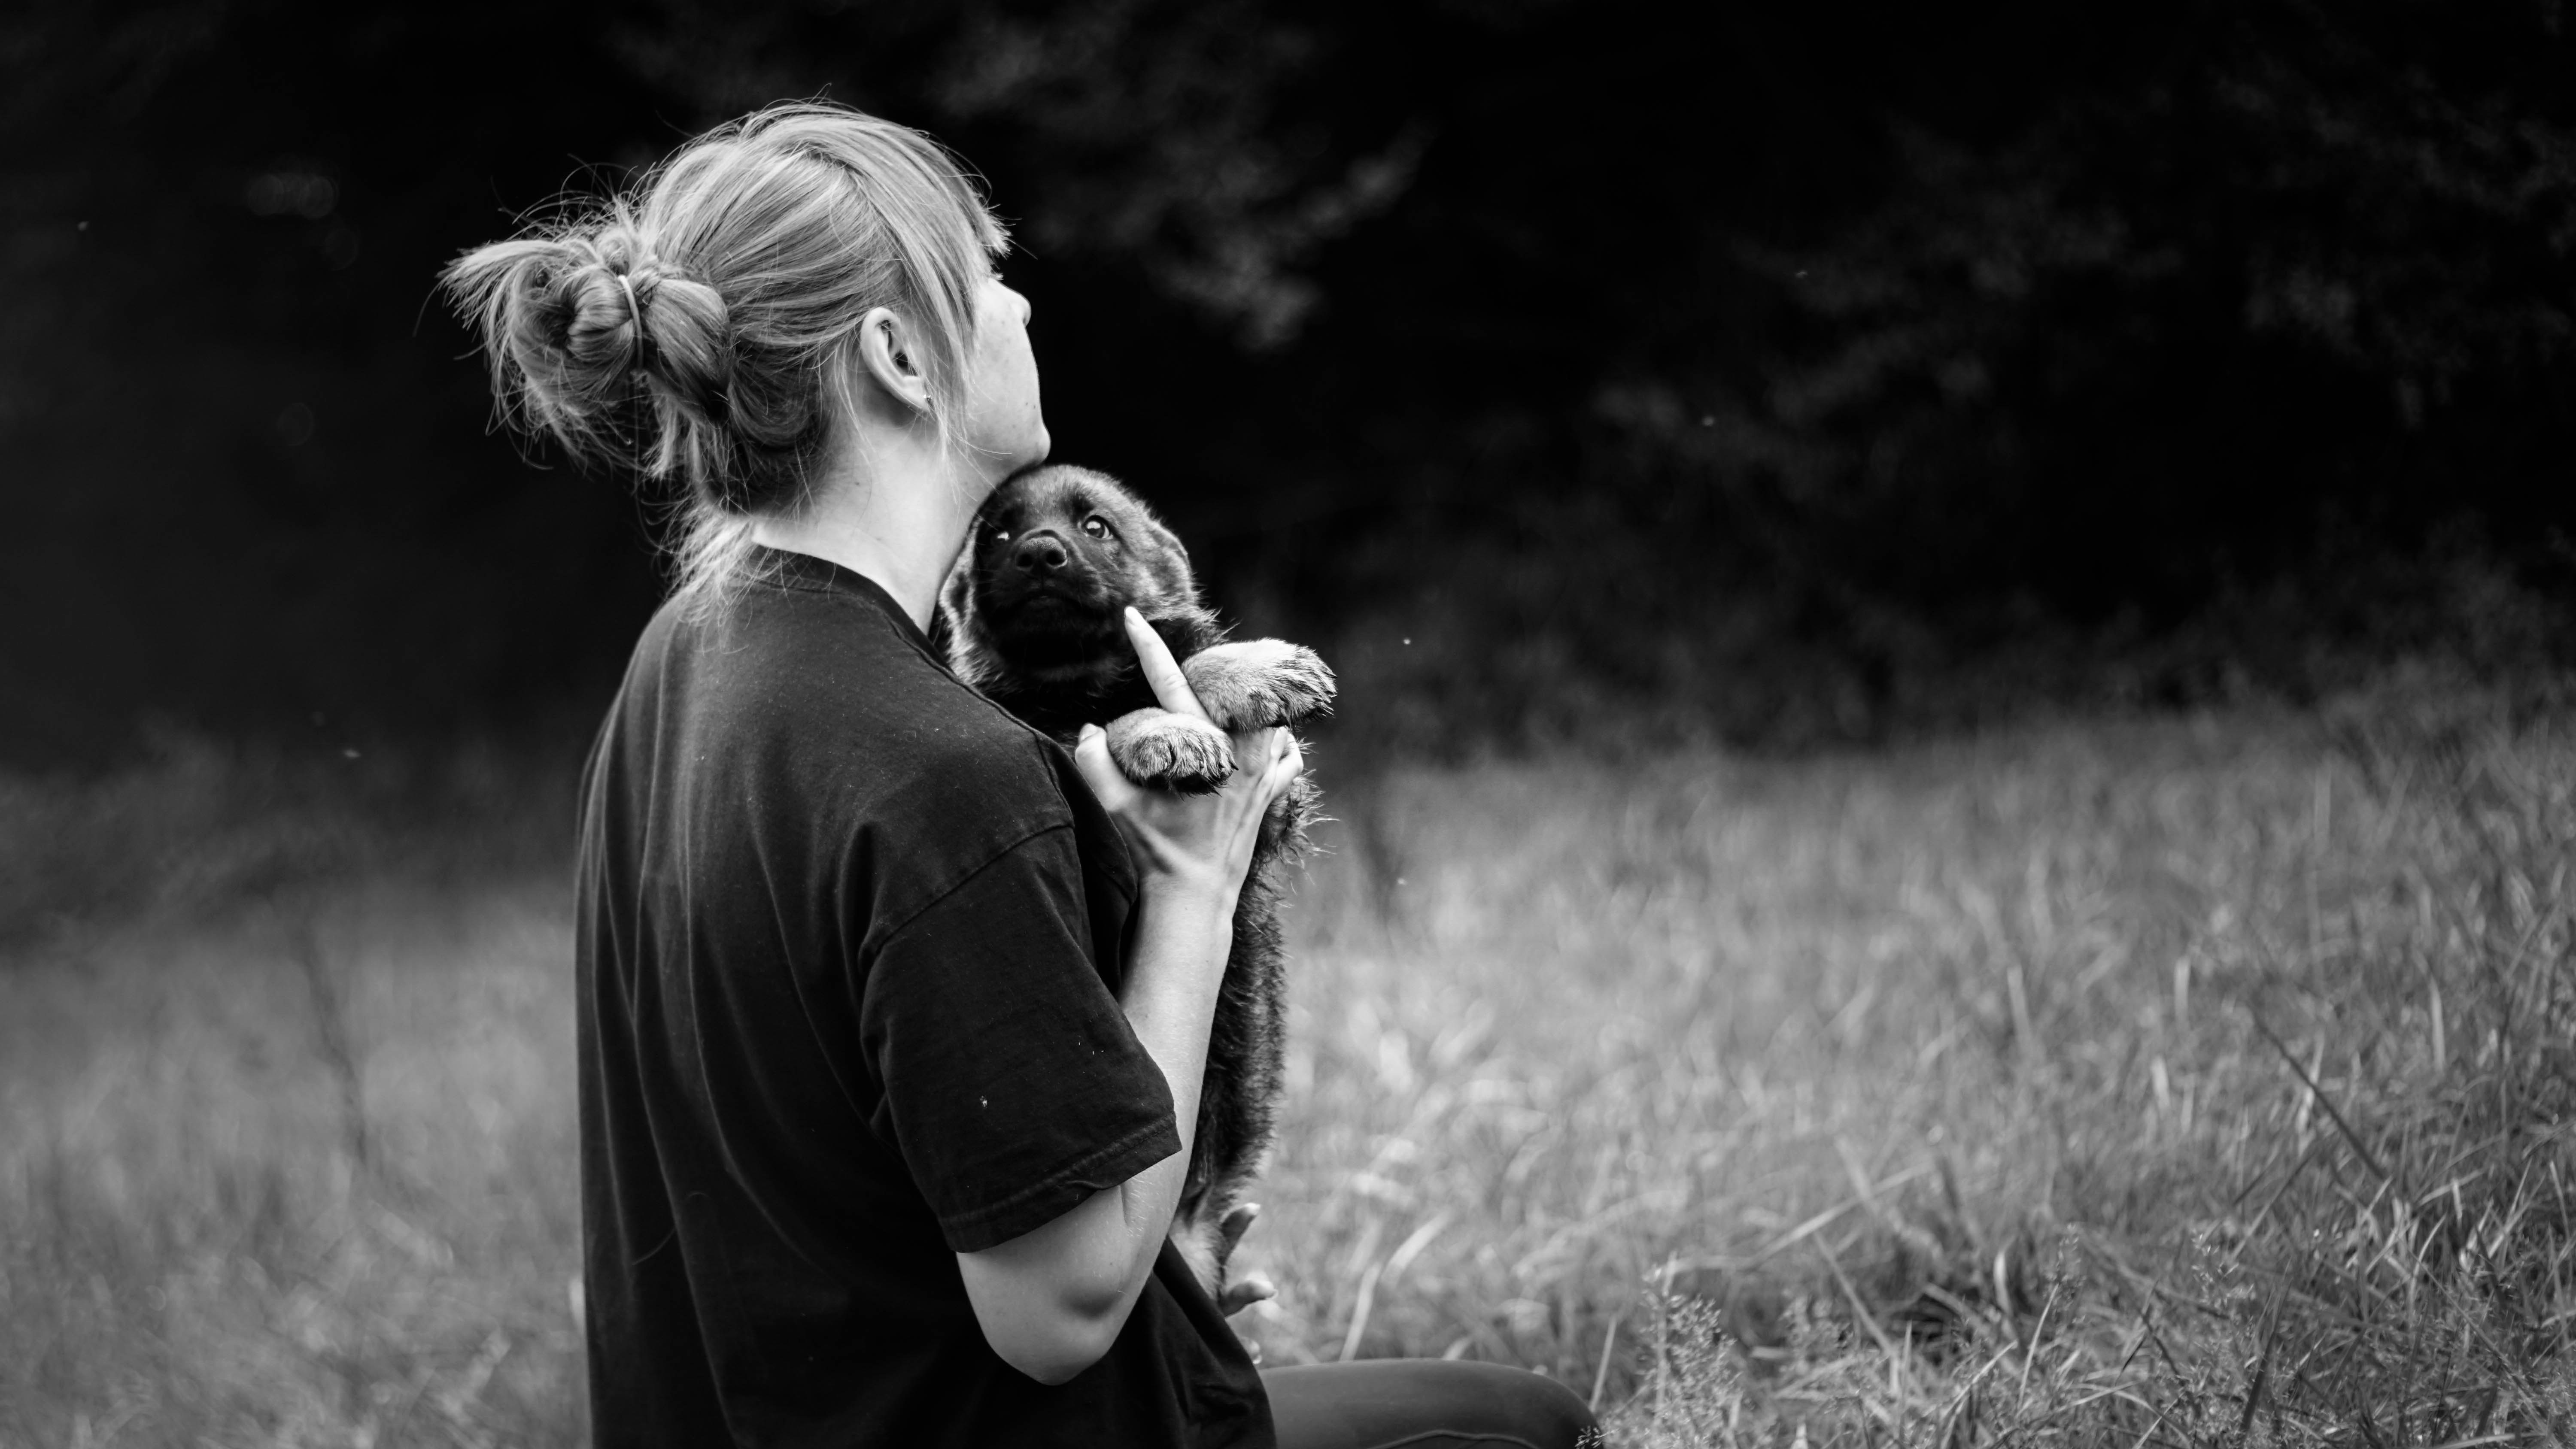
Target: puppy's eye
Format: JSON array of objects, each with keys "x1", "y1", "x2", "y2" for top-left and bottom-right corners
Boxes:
[
  {"x1": 1080, "y1": 515, "x2": 1113, "y2": 541},
  {"x1": 987, "y1": 527, "x2": 1012, "y2": 546}
]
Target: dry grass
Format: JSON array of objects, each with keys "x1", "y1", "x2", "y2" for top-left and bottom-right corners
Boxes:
[{"x1": 3, "y1": 690, "x2": 2570, "y2": 1447}]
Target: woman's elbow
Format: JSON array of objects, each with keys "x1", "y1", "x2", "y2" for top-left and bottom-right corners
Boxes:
[
  {"x1": 985, "y1": 1298, "x2": 1125, "y2": 1385},
  {"x1": 958, "y1": 1189, "x2": 1151, "y2": 1383}
]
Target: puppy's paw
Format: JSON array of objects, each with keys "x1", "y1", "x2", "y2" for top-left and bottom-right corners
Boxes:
[
  {"x1": 1219, "y1": 1270, "x2": 1276, "y2": 1316},
  {"x1": 1218, "y1": 1200, "x2": 1260, "y2": 1257},
  {"x1": 1183, "y1": 640, "x2": 1338, "y2": 731},
  {"x1": 1107, "y1": 708, "x2": 1234, "y2": 794}
]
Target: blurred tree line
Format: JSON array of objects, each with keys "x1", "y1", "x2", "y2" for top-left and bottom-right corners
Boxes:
[{"x1": 3, "y1": 0, "x2": 2572, "y2": 760}]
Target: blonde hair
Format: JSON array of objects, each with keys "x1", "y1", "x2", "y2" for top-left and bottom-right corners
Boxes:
[{"x1": 441, "y1": 102, "x2": 1008, "y2": 604}]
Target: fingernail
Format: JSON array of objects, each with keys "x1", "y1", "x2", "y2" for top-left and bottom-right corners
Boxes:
[{"x1": 1078, "y1": 722, "x2": 1102, "y2": 740}]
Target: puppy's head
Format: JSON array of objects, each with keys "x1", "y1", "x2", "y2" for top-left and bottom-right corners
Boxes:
[{"x1": 942, "y1": 465, "x2": 1206, "y2": 688}]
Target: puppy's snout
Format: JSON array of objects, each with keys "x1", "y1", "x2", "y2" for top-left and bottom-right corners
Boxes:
[{"x1": 1011, "y1": 530, "x2": 1071, "y2": 575}]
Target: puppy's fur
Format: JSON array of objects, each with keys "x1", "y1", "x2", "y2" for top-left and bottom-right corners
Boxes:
[{"x1": 941, "y1": 464, "x2": 1333, "y2": 1312}]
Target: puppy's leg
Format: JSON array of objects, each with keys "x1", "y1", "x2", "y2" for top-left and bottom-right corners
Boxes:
[
  {"x1": 1168, "y1": 1203, "x2": 1224, "y2": 1303},
  {"x1": 1182, "y1": 641, "x2": 1337, "y2": 732},
  {"x1": 1168, "y1": 1194, "x2": 1275, "y2": 1315},
  {"x1": 1216, "y1": 1202, "x2": 1274, "y2": 1313},
  {"x1": 1107, "y1": 707, "x2": 1235, "y2": 793}
]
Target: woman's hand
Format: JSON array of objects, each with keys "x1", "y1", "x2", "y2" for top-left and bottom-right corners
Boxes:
[{"x1": 1072, "y1": 608, "x2": 1305, "y2": 910}]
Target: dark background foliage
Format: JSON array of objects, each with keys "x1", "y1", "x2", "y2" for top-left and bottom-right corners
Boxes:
[{"x1": 4, "y1": 0, "x2": 2572, "y2": 761}]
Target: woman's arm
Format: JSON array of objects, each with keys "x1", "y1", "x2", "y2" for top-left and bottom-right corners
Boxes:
[
  {"x1": 957, "y1": 609, "x2": 1303, "y2": 1385},
  {"x1": 953, "y1": 872, "x2": 1242, "y2": 1382}
]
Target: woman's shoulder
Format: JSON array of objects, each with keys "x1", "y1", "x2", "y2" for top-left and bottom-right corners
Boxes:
[
  {"x1": 716, "y1": 581, "x2": 1080, "y2": 822},
  {"x1": 596, "y1": 581, "x2": 1121, "y2": 946},
  {"x1": 759, "y1": 602, "x2": 1103, "y2": 919}
]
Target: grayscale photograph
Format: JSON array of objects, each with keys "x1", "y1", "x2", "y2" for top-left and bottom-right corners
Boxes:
[{"x1": 3, "y1": 3, "x2": 2571, "y2": 1446}]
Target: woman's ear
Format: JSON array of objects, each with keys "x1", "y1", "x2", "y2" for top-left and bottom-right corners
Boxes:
[{"x1": 852, "y1": 305, "x2": 933, "y2": 413}]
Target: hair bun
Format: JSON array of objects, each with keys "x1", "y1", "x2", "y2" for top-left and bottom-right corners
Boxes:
[
  {"x1": 627, "y1": 267, "x2": 731, "y2": 427},
  {"x1": 442, "y1": 214, "x2": 738, "y2": 476},
  {"x1": 553, "y1": 223, "x2": 731, "y2": 426}
]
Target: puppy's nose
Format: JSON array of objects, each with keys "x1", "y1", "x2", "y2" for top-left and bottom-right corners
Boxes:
[{"x1": 1012, "y1": 531, "x2": 1070, "y2": 573}]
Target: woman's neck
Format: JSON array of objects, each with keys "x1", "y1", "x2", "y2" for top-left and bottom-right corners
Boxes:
[{"x1": 750, "y1": 430, "x2": 987, "y2": 634}]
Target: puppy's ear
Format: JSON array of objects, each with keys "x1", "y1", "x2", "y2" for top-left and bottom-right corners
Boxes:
[{"x1": 1130, "y1": 507, "x2": 1202, "y2": 612}]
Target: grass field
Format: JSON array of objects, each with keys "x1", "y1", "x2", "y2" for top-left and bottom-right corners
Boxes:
[{"x1": 3, "y1": 691, "x2": 2570, "y2": 1446}]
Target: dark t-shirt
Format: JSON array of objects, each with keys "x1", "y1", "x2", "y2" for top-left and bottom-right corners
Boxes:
[{"x1": 574, "y1": 547, "x2": 1273, "y2": 1449}]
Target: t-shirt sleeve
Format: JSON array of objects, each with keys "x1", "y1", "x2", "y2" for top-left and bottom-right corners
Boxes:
[{"x1": 860, "y1": 824, "x2": 1182, "y2": 1253}]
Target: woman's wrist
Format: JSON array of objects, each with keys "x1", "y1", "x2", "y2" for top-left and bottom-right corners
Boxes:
[{"x1": 1138, "y1": 873, "x2": 1240, "y2": 929}]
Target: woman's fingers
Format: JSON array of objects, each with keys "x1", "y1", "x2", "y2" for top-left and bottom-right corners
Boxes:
[
  {"x1": 1249, "y1": 731, "x2": 1302, "y2": 815},
  {"x1": 1082, "y1": 716, "x2": 1300, "y2": 897},
  {"x1": 1264, "y1": 731, "x2": 1305, "y2": 800},
  {"x1": 1071, "y1": 722, "x2": 1141, "y2": 812},
  {"x1": 1221, "y1": 728, "x2": 1302, "y2": 827},
  {"x1": 1224, "y1": 726, "x2": 1291, "y2": 784},
  {"x1": 1123, "y1": 609, "x2": 1212, "y2": 721}
]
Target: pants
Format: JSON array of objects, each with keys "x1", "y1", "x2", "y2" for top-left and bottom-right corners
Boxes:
[{"x1": 1262, "y1": 1359, "x2": 1597, "y2": 1449}]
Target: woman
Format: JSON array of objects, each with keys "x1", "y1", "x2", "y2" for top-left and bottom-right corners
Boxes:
[{"x1": 446, "y1": 102, "x2": 1595, "y2": 1449}]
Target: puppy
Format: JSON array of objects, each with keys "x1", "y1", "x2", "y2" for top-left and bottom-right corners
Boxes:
[{"x1": 942, "y1": 464, "x2": 1334, "y2": 1313}]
